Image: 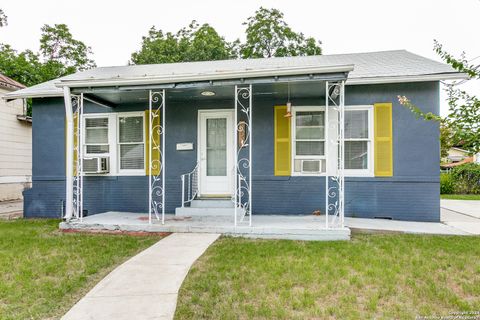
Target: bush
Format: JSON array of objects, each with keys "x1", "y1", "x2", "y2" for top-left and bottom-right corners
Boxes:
[
  {"x1": 440, "y1": 173, "x2": 455, "y2": 194},
  {"x1": 450, "y1": 163, "x2": 480, "y2": 194}
]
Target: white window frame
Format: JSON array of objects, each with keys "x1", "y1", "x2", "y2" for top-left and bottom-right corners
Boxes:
[
  {"x1": 117, "y1": 111, "x2": 146, "y2": 175},
  {"x1": 290, "y1": 105, "x2": 374, "y2": 177},
  {"x1": 291, "y1": 106, "x2": 326, "y2": 176},
  {"x1": 81, "y1": 111, "x2": 146, "y2": 176},
  {"x1": 83, "y1": 115, "x2": 110, "y2": 157},
  {"x1": 343, "y1": 105, "x2": 374, "y2": 177}
]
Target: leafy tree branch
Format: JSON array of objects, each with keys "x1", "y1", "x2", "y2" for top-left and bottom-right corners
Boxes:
[
  {"x1": 398, "y1": 43, "x2": 480, "y2": 155},
  {"x1": 0, "y1": 9, "x2": 7, "y2": 27}
]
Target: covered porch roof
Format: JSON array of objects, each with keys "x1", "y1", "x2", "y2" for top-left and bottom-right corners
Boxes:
[{"x1": 3, "y1": 49, "x2": 467, "y2": 101}]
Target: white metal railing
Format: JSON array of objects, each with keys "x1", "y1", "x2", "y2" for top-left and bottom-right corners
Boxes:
[{"x1": 181, "y1": 162, "x2": 199, "y2": 207}]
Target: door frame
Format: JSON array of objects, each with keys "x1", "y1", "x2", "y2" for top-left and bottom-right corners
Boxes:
[{"x1": 197, "y1": 109, "x2": 235, "y2": 197}]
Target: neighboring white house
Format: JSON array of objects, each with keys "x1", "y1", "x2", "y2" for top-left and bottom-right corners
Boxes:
[
  {"x1": 447, "y1": 147, "x2": 470, "y2": 163},
  {"x1": 0, "y1": 74, "x2": 31, "y2": 201}
]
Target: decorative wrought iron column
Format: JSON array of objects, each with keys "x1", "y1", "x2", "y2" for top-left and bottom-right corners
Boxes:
[
  {"x1": 148, "y1": 90, "x2": 165, "y2": 224},
  {"x1": 71, "y1": 94, "x2": 83, "y2": 221},
  {"x1": 234, "y1": 85, "x2": 252, "y2": 226},
  {"x1": 325, "y1": 81, "x2": 345, "y2": 228}
]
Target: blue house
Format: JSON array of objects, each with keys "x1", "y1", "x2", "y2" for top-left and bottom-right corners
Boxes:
[{"x1": 4, "y1": 50, "x2": 465, "y2": 235}]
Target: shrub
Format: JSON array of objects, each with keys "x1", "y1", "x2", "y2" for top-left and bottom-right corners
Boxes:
[
  {"x1": 440, "y1": 173, "x2": 455, "y2": 194},
  {"x1": 450, "y1": 163, "x2": 480, "y2": 194}
]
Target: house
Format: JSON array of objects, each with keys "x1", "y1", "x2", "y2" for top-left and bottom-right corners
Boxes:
[
  {"x1": 447, "y1": 147, "x2": 470, "y2": 163},
  {"x1": 0, "y1": 74, "x2": 31, "y2": 202},
  {"x1": 4, "y1": 50, "x2": 466, "y2": 231}
]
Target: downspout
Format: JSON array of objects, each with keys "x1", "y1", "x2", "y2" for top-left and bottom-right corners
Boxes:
[{"x1": 63, "y1": 86, "x2": 74, "y2": 221}]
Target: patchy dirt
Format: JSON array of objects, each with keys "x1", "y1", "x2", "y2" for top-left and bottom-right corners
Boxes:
[{"x1": 61, "y1": 228, "x2": 171, "y2": 237}]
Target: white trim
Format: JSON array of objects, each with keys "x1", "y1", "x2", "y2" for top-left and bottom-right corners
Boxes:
[
  {"x1": 290, "y1": 105, "x2": 374, "y2": 177},
  {"x1": 291, "y1": 106, "x2": 326, "y2": 177},
  {"x1": 63, "y1": 86, "x2": 74, "y2": 220},
  {"x1": 116, "y1": 111, "x2": 146, "y2": 175},
  {"x1": 343, "y1": 105, "x2": 374, "y2": 177},
  {"x1": 197, "y1": 109, "x2": 234, "y2": 196},
  {"x1": 5, "y1": 73, "x2": 467, "y2": 100},
  {"x1": 55, "y1": 65, "x2": 355, "y2": 88},
  {"x1": 0, "y1": 175, "x2": 31, "y2": 184},
  {"x1": 81, "y1": 111, "x2": 146, "y2": 176},
  {"x1": 346, "y1": 73, "x2": 468, "y2": 85}
]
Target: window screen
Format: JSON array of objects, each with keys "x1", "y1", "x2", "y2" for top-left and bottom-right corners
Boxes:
[
  {"x1": 293, "y1": 110, "x2": 326, "y2": 174},
  {"x1": 118, "y1": 116, "x2": 144, "y2": 170},
  {"x1": 85, "y1": 117, "x2": 109, "y2": 154},
  {"x1": 344, "y1": 110, "x2": 369, "y2": 170}
]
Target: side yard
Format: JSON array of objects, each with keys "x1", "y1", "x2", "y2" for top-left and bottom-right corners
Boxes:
[
  {"x1": 0, "y1": 219, "x2": 163, "y2": 320},
  {"x1": 175, "y1": 235, "x2": 480, "y2": 319},
  {"x1": 441, "y1": 194, "x2": 480, "y2": 200}
]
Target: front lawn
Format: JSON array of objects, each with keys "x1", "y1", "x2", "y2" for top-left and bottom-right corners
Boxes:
[
  {"x1": 441, "y1": 194, "x2": 480, "y2": 200},
  {"x1": 176, "y1": 235, "x2": 480, "y2": 319},
  {"x1": 0, "y1": 219, "x2": 162, "y2": 320}
]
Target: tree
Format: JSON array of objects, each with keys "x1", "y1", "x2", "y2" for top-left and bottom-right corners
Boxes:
[
  {"x1": 240, "y1": 7, "x2": 322, "y2": 59},
  {"x1": 0, "y1": 44, "x2": 44, "y2": 87},
  {"x1": 0, "y1": 24, "x2": 96, "y2": 86},
  {"x1": 39, "y1": 24, "x2": 96, "y2": 73},
  {"x1": 0, "y1": 24, "x2": 96, "y2": 116},
  {"x1": 131, "y1": 21, "x2": 235, "y2": 64},
  {"x1": 0, "y1": 9, "x2": 7, "y2": 27},
  {"x1": 398, "y1": 41, "x2": 480, "y2": 155}
]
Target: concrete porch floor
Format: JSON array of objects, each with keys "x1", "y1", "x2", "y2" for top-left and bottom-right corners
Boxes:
[{"x1": 60, "y1": 212, "x2": 351, "y2": 241}]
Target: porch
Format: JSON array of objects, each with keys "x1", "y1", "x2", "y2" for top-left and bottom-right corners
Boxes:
[
  {"x1": 60, "y1": 211, "x2": 351, "y2": 241},
  {"x1": 60, "y1": 59, "x2": 354, "y2": 236}
]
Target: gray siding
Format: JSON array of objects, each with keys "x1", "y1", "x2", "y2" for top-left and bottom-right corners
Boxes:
[{"x1": 24, "y1": 82, "x2": 440, "y2": 221}]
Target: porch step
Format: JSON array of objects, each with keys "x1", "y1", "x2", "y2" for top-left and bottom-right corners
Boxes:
[
  {"x1": 175, "y1": 206, "x2": 245, "y2": 216},
  {"x1": 190, "y1": 199, "x2": 234, "y2": 208}
]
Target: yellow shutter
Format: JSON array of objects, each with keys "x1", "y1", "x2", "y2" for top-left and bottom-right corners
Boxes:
[
  {"x1": 374, "y1": 103, "x2": 393, "y2": 176},
  {"x1": 274, "y1": 105, "x2": 291, "y2": 176},
  {"x1": 145, "y1": 109, "x2": 161, "y2": 175},
  {"x1": 65, "y1": 115, "x2": 79, "y2": 176}
]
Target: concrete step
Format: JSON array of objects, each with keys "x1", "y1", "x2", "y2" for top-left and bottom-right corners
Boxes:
[
  {"x1": 175, "y1": 206, "x2": 245, "y2": 216},
  {"x1": 190, "y1": 199, "x2": 234, "y2": 208}
]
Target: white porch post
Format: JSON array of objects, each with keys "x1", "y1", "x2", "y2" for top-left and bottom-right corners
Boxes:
[
  {"x1": 234, "y1": 84, "x2": 253, "y2": 227},
  {"x1": 325, "y1": 81, "x2": 345, "y2": 229},
  {"x1": 234, "y1": 87, "x2": 238, "y2": 227},
  {"x1": 148, "y1": 89, "x2": 166, "y2": 225},
  {"x1": 339, "y1": 81, "x2": 345, "y2": 227},
  {"x1": 63, "y1": 86, "x2": 74, "y2": 221},
  {"x1": 325, "y1": 82, "x2": 329, "y2": 229},
  {"x1": 79, "y1": 93, "x2": 84, "y2": 221}
]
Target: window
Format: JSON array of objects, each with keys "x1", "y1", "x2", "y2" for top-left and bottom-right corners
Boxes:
[
  {"x1": 118, "y1": 115, "x2": 144, "y2": 171},
  {"x1": 344, "y1": 107, "x2": 373, "y2": 175},
  {"x1": 292, "y1": 108, "x2": 326, "y2": 174},
  {"x1": 290, "y1": 105, "x2": 373, "y2": 176},
  {"x1": 84, "y1": 117, "x2": 109, "y2": 155},
  {"x1": 82, "y1": 112, "x2": 145, "y2": 175}
]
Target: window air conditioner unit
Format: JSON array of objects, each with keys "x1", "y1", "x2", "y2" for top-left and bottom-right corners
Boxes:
[
  {"x1": 301, "y1": 159, "x2": 322, "y2": 173},
  {"x1": 83, "y1": 157, "x2": 109, "y2": 174}
]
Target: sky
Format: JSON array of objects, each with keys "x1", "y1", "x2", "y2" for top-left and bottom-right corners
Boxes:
[{"x1": 1, "y1": 0, "x2": 479, "y2": 115}]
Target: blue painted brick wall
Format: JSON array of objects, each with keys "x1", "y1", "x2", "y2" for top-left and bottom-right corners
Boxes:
[{"x1": 25, "y1": 81, "x2": 440, "y2": 221}]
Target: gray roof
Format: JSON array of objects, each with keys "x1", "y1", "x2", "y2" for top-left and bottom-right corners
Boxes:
[{"x1": 3, "y1": 50, "x2": 466, "y2": 100}]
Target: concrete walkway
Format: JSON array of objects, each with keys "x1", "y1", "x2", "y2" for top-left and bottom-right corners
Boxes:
[
  {"x1": 62, "y1": 233, "x2": 220, "y2": 320},
  {"x1": 441, "y1": 199, "x2": 480, "y2": 219},
  {"x1": 441, "y1": 199, "x2": 480, "y2": 235},
  {"x1": 345, "y1": 217, "x2": 470, "y2": 235}
]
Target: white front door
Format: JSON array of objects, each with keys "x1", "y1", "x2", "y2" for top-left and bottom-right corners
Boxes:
[{"x1": 198, "y1": 110, "x2": 234, "y2": 196}]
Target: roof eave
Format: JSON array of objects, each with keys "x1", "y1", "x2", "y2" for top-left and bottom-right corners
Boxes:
[
  {"x1": 55, "y1": 64, "x2": 355, "y2": 88},
  {"x1": 346, "y1": 72, "x2": 468, "y2": 85},
  {"x1": 2, "y1": 91, "x2": 63, "y2": 101}
]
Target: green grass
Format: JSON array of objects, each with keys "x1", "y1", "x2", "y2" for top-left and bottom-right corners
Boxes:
[
  {"x1": 441, "y1": 194, "x2": 480, "y2": 200},
  {"x1": 175, "y1": 235, "x2": 480, "y2": 319},
  {"x1": 0, "y1": 219, "x2": 163, "y2": 320}
]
